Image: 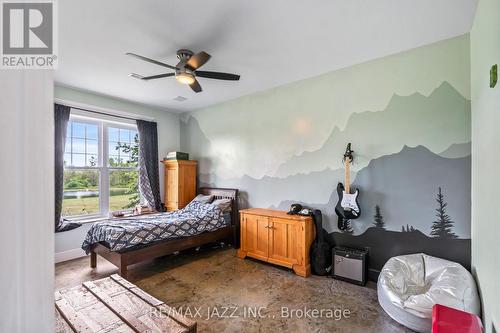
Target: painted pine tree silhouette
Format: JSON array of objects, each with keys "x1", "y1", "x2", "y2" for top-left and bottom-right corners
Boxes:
[
  {"x1": 401, "y1": 224, "x2": 416, "y2": 232},
  {"x1": 430, "y1": 187, "x2": 458, "y2": 239},
  {"x1": 373, "y1": 205, "x2": 386, "y2": 229}
]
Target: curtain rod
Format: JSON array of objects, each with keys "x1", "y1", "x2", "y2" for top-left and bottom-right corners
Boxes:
[
  {"x1": 68, "y1": 105, "x2": 139, "y2": 122},
  {"x1": 55, "y1": 98, "x2": 157, "y2": 122}
]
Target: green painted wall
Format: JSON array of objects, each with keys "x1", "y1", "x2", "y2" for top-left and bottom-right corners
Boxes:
[
  {"x1": 471, "y1": 0, "x2": 500, "y2": 331},
  {"x1": 184, "y1": 35, "x2": 470, "y2": 180},
  {"x1": 182, "y1": 35, "x2": 473, "y2": 274}
]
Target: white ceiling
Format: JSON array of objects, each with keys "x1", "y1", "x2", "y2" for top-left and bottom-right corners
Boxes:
[{"x1": 56, "y1": 0, "x2": 477, "y2": 112}]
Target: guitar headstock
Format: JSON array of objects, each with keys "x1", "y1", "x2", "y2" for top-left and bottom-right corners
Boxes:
[{"x1": 343, "y1": 143, "x2": 354, "y2": 163}]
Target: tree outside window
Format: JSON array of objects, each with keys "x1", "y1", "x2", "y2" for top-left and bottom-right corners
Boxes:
[{"x1": 62, "y1": 117, "x2": 140, "y2": 218}]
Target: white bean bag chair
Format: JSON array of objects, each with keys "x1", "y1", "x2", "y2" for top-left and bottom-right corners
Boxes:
[{"x1": 377, "y1": 253, "x2": 480, "y2": 333}]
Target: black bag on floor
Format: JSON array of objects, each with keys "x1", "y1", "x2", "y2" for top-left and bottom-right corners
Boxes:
[{"x1": 310, "y1": 209, "x2": 332, "y2": 276}]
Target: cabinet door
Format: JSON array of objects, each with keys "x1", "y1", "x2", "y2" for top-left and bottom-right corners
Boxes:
[
  {"x1": 241, "y1": 214, "x2": 269, "y2": 261},
  {"x1": 165, "y1": 166, "x2": 178, "y2": 211},
  {"x1": 268, "y1": 218, "x2": 302, "y2": 268},
  {"x1": 179, "y1": 164, "x2": 196, "y2": 208}
]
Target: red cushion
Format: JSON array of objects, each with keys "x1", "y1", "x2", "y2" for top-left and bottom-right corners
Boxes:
[{"x1": 432, "y1": 304, "x2": 483, "y2": 333}]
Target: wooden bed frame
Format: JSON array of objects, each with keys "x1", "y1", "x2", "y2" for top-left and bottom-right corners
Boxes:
[{"x1": 90, "y1": 187, "x2": 239, "y2": 278}]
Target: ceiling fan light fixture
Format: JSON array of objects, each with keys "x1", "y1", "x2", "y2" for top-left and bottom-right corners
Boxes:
[
  {"x1": 126, "y1": 49, "x2": 240, "y2": 94},
  {"x1": 175, "y1": 72, "x2": 195, "y2": 85}
]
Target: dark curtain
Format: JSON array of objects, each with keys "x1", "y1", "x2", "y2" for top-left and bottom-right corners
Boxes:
[
  {"x1": 137, "y1": 120, "x2": 163, "y2": 211},
  {"x1": 55, "y1": 104, "x2": 81, "y2": 232}
]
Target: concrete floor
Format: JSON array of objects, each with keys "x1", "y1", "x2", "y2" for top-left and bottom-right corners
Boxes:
[{"x1": 55, "y1": 245, "x2": 411, "y2": 332}]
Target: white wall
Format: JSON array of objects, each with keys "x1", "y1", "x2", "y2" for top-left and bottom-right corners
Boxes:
[
  {"x1": 54, "y1": 85, "x2": 181, "y2": 260},
  {"x1": 471, "y1": 0, "x2": 500, "y2": 332},
  {"x1": 0, "y1": 71, "x2": 54, "y2": 332}
]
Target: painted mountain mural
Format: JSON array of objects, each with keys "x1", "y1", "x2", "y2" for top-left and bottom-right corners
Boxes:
[
  {"x1": 182, "y1": 82, "x2": 471, "y2": 208},
  {"x1": 200, "y1": 145, "x2": 471, "y2": 239},
  {"x1": 274, "y1": 145, "x2": 470, "y2": 236},
  {"x1": 275, "y1": 82, "x2": 470, "y2": 178},
  {"x1": 268, "y1": 145, "x2": 471, "y2": 277},
  {"x1": 198, "y1": 169, "x2": 348, "y2": 212},
  {"x1": 181, "y1": 79, "x2": 471, "y2": 278},
  {"x1": 439, "y1": 142, "x2": 471, "y2": 158}
]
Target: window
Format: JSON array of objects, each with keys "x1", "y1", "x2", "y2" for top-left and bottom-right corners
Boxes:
[{"x1": 62, "y1": 114, "x2": 140, "y2": 219}]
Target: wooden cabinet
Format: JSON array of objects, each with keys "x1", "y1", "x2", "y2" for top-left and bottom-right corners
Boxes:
[
  {"x1": 161, "y1": 160, "x2": 197, "y2": 211},
  {"x1": 237, "y1": 208, "x2": 315, "y2": 277}
]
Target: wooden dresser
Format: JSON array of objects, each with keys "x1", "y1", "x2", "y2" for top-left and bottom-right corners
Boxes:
[
  {"x1": 161, "y1": 160, "x2": 197, "y2": 211},
  {"x1": 237, "y1": 208, "x2": 315, "y2": 277}
]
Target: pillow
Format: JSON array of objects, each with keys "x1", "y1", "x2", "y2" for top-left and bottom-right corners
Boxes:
[
  {"x1": 212, "y1": 198, "x2": 232, "y2": 213},
  {"x1": 190, "y1": 194, "x2": 214, "y2": 204}
]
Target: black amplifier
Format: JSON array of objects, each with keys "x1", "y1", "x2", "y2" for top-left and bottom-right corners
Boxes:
[{"x1": 332, "y1": 247, "x2": 367, "y2": 286}]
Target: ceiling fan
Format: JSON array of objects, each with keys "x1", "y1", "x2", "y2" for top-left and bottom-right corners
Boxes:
[{"x1": 126, "y1": 49, "x2": 240, "y2": 93}]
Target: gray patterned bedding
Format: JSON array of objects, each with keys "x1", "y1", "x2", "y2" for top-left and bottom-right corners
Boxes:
[{"x1": 81, "y1": 201, "x2": 228, "y2": 254}]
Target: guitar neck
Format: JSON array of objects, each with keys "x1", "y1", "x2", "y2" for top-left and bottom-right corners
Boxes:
[{"x1": 345, "y1": 158, "x2": 351, "y2": 193}]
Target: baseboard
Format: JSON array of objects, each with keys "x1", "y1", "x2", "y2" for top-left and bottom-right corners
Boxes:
[
  {"x1": 55, "y1": 248, "x2": 88, "y2": 263},
  {"x1": 368, "y1": 268, "x2": 380, "y2": 282}
]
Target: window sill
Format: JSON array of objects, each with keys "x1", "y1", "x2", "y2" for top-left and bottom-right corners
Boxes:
[
  {"x1": 65, "y1": 216, "x2": 109, "y2": 225},
  {"x1": 64, "y1": 210, "x2": 155, "y2": 225}
]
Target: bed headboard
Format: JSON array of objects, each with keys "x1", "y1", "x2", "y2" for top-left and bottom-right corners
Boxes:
[
  {"x1": 198, "y1": 187, "x2": 239, "y2": 227},
  {"x1": 198, "y1": 187, "x2": 239, "y2": 248}
]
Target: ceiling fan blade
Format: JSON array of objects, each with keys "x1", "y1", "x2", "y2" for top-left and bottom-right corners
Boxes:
[
  {"x1": 141, "y1": 73, "x2": 175, "y2": 80},
  {"x1": 195, "y1": 71, "x2": 240, "y2": 81},
  {"x1": 189, "y1": 79, "x2": 202, "y2": 93},
  {"x1": 129, "y1": 73, "x2": 144, "y2": 80},
  {"x1": 186, "y1": 51, "x2": 211, "y2": 70},
  {"x1": 126, "y1": 52, "x2": 178, "y2": 70},
  {"x1": 129, "y1": 73, "x2": 174, "y2": 80}
]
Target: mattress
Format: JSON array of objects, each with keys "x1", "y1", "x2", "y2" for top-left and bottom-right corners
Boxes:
[{"x1": 81, "y1": 201, "x2": 227, "y2": 253}]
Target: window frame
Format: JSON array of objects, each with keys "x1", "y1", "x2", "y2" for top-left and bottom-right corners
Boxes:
[{"x1": 63, "y1": 113, "x2": 139, "y2": 221}]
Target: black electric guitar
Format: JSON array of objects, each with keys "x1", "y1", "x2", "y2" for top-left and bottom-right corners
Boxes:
[{"x1": 335, "y1": 143, "x2": 361, "y2": 229}]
